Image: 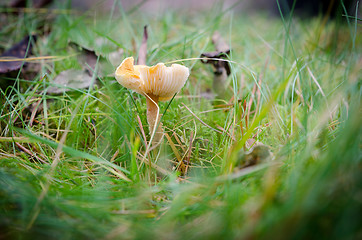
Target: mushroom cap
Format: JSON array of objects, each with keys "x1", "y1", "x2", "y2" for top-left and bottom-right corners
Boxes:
[{"x1": 115, "y1": 57, "x2": 189, "y2": 101}]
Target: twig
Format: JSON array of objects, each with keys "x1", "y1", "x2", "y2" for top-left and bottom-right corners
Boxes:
[
  {"x1": 164, "y1": 133, "x2": 182, "y2": 162},
  {"x1": 15, "y1": 142, "x2": 47, "y2": 164},
  {"x1": 29, "y1": 99, "x2": 41, "y2": 127},
  {"x1": 172, "y1": 131, "x2": 186, "y2": 152},
  {"x1": 216, "y1": 125, "x2": 236, "y2": 141},
  {"x1": 110, "y1": 149, "x2": 119, "y2": 162}
]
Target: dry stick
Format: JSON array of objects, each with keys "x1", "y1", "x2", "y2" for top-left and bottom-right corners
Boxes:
[
  {"x1": 15, "y1": 141, "x2": 47, "y2": 164},
  {"x1": 164, "y1": 133, "x2": 182, "y2": 162},
  {"x1": 164, "y1": 132, "x2": 187, "y2": 173},
  {"x1": 216, "y1": 125, "x2": 236, "y2": 141},
  {"x1": 172, "y1": 131, "x2": 186, "y2": 152},
  {"x1": 110, "y1": 149, "x2": 119, "y2": 163},
  {"x1": 0, "y1": 136, "x2": 29, "y2": 142},
  {"x1": 29, "y1": 99, "x2": 41, "y2": 127},
  {"x1": 0, "y1": 55, "x2": 77, "y2": 63},
  {"x1": 10, "y1": 0, "x2": 53, "y2": 9}
]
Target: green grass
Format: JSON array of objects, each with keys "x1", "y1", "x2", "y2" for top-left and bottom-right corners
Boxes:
[{"x1": 0, "y1": 1, "x2": 361, "y2": 239}]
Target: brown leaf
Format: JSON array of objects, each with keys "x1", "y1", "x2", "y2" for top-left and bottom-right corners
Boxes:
[
  {"x1": 0, "y1": 35, "x2": 36, "y2": 73},
  {"x1": 137, "y1": 25, "x2": 148, "y2": 65},
  {"x1": 107, "y1": 48, "x2": 124, "y2": 67},
  {"x1": 10, "y1": 0, "x2": 52, "y2": 8},
  {"x1": 47, "y1": 69, "x2": 94, "y2": 94},
  {"x1": 69, "y1": 42, "x2": 98, "y2": 69},
  {"x1": 81, "y1": 49, "x2": 98, "y2": 72}
]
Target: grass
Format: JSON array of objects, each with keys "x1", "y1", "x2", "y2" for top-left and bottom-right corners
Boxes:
[{"x1": 0, "y1": 1, "x2": 361, "y2": 239}]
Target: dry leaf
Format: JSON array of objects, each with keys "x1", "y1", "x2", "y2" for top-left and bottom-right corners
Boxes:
[
  {"x1": 107, "y1": 48, "x2": 124, "y2": 67},
  {"x1": 79, "y1": 48, "x2": 98, "y2": 72},
  {"x1": 47, "y1": 69, "x2": 94, "y2": 94},
  {"x1": 0, "y1": 35, "x2": 36, "y2": 73},
  {"x1": 10, "y1": 0, "x2": 52, "y2": 8}
]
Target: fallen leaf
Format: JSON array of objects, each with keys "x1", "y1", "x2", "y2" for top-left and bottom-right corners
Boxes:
[
  {"x1": 9, "y1": 0, "x2": 52, "y2": 8},
  {"x1": 79, "y1": 48, "x2": 98, "y2": 71},
  {"x1": 0, "y1": 35, "x2": 36, "y2": 73},
  {"x1": 107, "y1": 48, "x2": 124, "y2": 67},
  {"x1": 47, "y1": 69, "x2": 94, "y2": 94},
  {"x1": 68, "y1": 42, "x2": 104, "y2": 77},
  {"x1": 69, "y1": 36, "x2": 107, "y2": 58}
]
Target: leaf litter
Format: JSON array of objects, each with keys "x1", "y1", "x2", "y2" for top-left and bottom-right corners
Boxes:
[
  {"x1": 0, "y1": 35, "x2": 37, "y2": 73},
  {"x1": 47, "y1": 69, "x2": 95, "y2": 94}
]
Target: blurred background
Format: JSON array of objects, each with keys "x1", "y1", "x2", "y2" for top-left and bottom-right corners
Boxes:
[{"x1": 3, "y1": 0, "x2": 360, "y2": 18}]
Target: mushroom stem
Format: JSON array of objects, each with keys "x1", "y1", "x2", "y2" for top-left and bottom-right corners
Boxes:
[{"x1": 146, "y1": 93, "x2": 163, "y2": 145}]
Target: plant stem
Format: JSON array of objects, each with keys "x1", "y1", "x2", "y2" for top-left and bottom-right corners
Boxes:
[{"x1": 146, "y1": 93, "x2": 163, "y2": 146}]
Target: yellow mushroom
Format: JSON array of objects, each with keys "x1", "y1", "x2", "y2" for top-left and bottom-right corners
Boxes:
[{"x1": 115, "y1": 57, "x2": 189, "y2": 145}]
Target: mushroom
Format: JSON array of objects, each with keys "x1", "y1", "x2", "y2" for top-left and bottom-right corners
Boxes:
[
  {"x1": 200, "y1": 31, "x2": 231, "y2": 99},
  {"x1": 115, "y1": 57, "x2": 190, "y2": 145}
]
